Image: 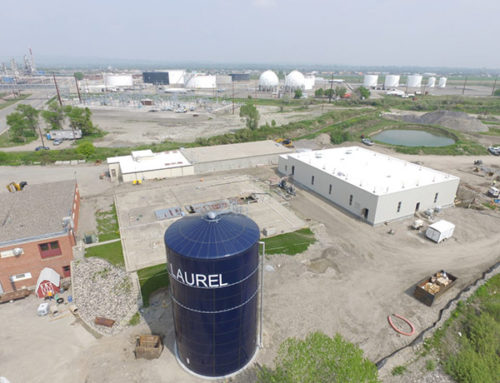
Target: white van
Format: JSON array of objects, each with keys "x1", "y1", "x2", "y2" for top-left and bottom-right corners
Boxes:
[{"x1": 426, "y1": 220, "x2": 455, "y2": 243}]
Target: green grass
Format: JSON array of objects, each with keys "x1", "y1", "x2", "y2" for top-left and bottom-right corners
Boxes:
[
  {"x1": 391, "y1": 365, "x2": 407, "y2": 376},
  {"x1": 424, "y1": 274, "x2": 500, "y2": 383},
  {"x1": 85, "y1": 240, "x2": 124, "y2": 267},
  {"x1": 128, "y1": 312, "x2": 141, "y2": 326},
  {"x1": 0, "y1": 94, "x2": 31, "y2": 110},
  {"x1": 0, "y1": 130, "x2": 39, "y2": 148},
  {"x1": 96, "y1": 203, "x2": 120, "y2": 241},
  {"x1": 262, "y1": 228, "x2": 316, "y2": 255},
  {"x1": 480, "y1": 127, "x2": 500, "y2": 136},
  {"x1": 426, "y1": 360, "x2": 437, "y2": 371},
  {"x1": 137, "y1": 264, "x2": 169, "y2": 307}
]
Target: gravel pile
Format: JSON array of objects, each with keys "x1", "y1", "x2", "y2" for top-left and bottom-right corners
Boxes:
[
  {"x1": 398, "y1": 110, "x2": 488, "y2": 133},
  {"x1": 73, "y1": 257, "x2": 138, "y2": 335}
]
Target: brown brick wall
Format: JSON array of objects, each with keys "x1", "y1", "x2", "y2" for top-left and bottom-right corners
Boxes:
[{"x1": 0, "y1": 183, "x2": 80, "y2": 295}]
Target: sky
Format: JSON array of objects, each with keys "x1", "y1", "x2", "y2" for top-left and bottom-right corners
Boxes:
[{"x1": 1, "y1": 0, "x2": 499, "y2": 69}]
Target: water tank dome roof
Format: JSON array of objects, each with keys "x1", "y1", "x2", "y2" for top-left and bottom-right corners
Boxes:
[
  {"x1": 258, "y1": 70, "x2": 279, "y2": 87},
  {"x1": 164, "y1": 212, "x2": 260, "y2": 259}
]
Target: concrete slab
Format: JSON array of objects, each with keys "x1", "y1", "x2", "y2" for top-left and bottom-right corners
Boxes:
[{"x1": 115, "y1": 174, "x2": 305, "y2": 271}]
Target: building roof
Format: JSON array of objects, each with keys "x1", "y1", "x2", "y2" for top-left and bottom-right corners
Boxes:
[
  {"x1": 107, "y1": 150, "x2": 191, "y2": 174},
  {"x1": 283, "y1": 146, "x2": 459, "y2": 196},
  {"x1": 183, "y1": 140, "x2": 292, "y2": 163},
  {"x1": 0, "y1": 180, "x2": 76, "y2": 246}
]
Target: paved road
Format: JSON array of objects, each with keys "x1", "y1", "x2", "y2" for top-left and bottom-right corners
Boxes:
[{"x1": 0, "y1": 90, "x2": 54, "y2": 135}]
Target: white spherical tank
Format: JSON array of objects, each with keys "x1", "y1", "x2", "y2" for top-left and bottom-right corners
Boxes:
[
  {"x1": 186, "y1": 75, "x2": 216, "y2": 89},
  {"x1": 427, "y1": 77, "x2": 436, "y2": 88},
  {"x1": 258, "y1": 70, "x2": 279, "y2": 91},
  {"x1": 363, "y1": 74, "x2": 378, "y2": 88},
  {"x1": 438, "y1": 77, "x2": 447, "y2": 88},
  {"x1": 285, "y1": 70, "x2": 305, "y2": 90},
  {"x1": 384, "y1": 75, "x2": 400, "y2": 88},
  {"x1": 104, "y1": 74, "x2": 133, "y2": 88},
  {"x1": 407, "y1": 74, "x2": 423, "y2": 88}
]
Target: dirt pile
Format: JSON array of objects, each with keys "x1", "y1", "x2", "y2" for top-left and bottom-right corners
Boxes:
[{"x1": 398, "y1": 110, "x2": 488, "y2": 133}]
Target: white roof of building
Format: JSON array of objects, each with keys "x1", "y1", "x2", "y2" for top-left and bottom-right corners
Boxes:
[
  {"x1": 107, "y1": 150, "x2": 191, "y2": 174},
  {"x1": 283, "y1": 146, "x2": 459, "y2": 196},
  {"x1": 428, "y1": 220, "x2": 455, "y2": 232},
  {"x1": 36, "y1": 267, "x2": 60, "y2": 291}
]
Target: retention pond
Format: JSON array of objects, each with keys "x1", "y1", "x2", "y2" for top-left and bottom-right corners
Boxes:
[{"x1": 372, "y1": 129, "x2": 455, "y2": 147}]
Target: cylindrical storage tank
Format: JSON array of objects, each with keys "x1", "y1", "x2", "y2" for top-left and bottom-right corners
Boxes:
[
  {"x1": 165, "y1": 212, "x2": 260, "y2": 378},
  {"x1": 103, "y1": 74, "x2": 133, "y2": 87},
  {"x1": 438, "y1": 77, "x2": 447, "y2": 88},
  {"x1": 384, "y1": 75, "x2": 400, "y2": 88},
  {"x1": 186, "y1": 75, "x2": 217, "y2": 89},
  {"x1": 363, "y1": 74, "x2": 378, "y2": 88},
  {"x1": 427, "y1": 76, "x2": 436, "y2": 88},
  {"x1": 258, "y1": 70, "x2": 279, "y2": 91},
  {"x1": 407, "y1": 74, "x2": 423, "y2": 88}
]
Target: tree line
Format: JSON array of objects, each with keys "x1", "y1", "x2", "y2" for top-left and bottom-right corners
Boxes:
[{"x1": 6, "y1": 102, "x2": 99, "y2": 143}]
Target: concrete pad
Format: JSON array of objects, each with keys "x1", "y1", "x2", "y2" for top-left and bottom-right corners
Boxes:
[{"x1": 115, "y1": 174, "x2": 305, "y2": 271}]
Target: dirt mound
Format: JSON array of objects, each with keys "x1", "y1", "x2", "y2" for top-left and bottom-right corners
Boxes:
[{"x1": 399, "y1": 110, "x2": 488, "y2": 133}]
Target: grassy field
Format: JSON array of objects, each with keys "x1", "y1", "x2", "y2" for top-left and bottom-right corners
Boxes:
[
  {"x1": 0, "y1": 130, "x2": 39, "y2": 148},
  {"x1": 422, "y1": 273, "x2": 500, "y2": 383},
  {"x1": 137, "y1": 264, "x2": 169, "y2": 307},
  {"x1": 262, "y1": 228, "x2": 316, "y2": 255},
  {"x1": 96, "y1": 203, "x2": 120, "y2": 241},
  {"x1": 84, "y1": 240, "x2": 124, "y2": 267},
  {"x1": 0, "y1": 94, "x2": 31, "y2": 110}
]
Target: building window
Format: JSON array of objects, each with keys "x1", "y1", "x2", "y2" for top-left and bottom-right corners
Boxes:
[
  {"x1": 10, "y1": 272, "x2": 32, "y2": 282},
  {"x1": 311, "y1": 175, "x2": 315, "y2": 185},
  {"x1": 291, "y1": 166, "x2": 295, "y2": 175},
  {"x1": 39, "y1": 241, "x2": 62, "y2": 259},
  {"x1": 329, "y1": 184, "x2": 332, "y2": 195},
  {"x1": 397, "y1": 201, "x2": 402, "y2": 213},
  {"x1": 349, "y1": 195, "x2": 353, "y2": 206},
  {"x1": 63, "y1": 265, "x2": 71, "y2": 277},
  {"x1": 434, "y1": 193, "x2": 439, "y2": 203}
]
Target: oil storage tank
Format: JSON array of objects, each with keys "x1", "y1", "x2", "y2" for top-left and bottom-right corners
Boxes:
[
  {"x1": 438, "y1": 77, "x2": 447, "y2": 88},
  {"x1": 384, "y1": 75, "x2": 400, "y2": 89},
  {"x1": 363, "y1": 74, "x2": 378, "y2": 88},
  {"x1": 407, "y1": 74, "x2": 423, "y2": 88},
  {"x1": 164, "y1": 212, "x2": 260, "y2": 378}
]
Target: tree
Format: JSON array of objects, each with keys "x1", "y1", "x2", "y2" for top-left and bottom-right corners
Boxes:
[
  {"x1": 494, "y1": 89, "x2": 500, "y2": 97},
  {"x1": 74, "y1": 72, "x2": 84, "y2": 81},
  {"x1": 294, "y1": 89, "x2": 303, "y2": 99},
  {"x1": 315, "y1": 88, "x2": 324, "y2": 97},
  {"x1": 6, "y1": 112, "x2": 31, "y2": 142},
  {"x1": 42, "y1": 101, "x2": 65, "y2": 130},
  {"x1": 64, "y1": 105, "x2": 98, "y2": 136},
  {"x1": 76, "y1": 141, "x2": 96, "y2": 158},
  {"x1": 16, "y1": 104, "x2": 40, "y2": 133},
  {"x1": 258, "y1": 332, "x2": 380, "y2": 383},
  {"x1": 324, "y1": 88, "x2": 334, "y2": 99},
  {"x1": 239, "y1": 102, "x2": 260, "y2": 131},
  {"x1": 358, "y1": 86, "x2": 371, "y2": 99},
  {"x1": 335, "y1": 86, "x2": 347, "y2": 98}
]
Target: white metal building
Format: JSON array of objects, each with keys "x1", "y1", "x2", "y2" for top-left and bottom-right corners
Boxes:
[
  {"x1": 278, "y1": 147, "x2": 460, "y2": 225},
  {"x1": 107, "y1": 150, "x2": 194, "y2": 182}
]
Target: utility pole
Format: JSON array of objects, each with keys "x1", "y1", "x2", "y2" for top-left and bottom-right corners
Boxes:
[
  {"x1": 53, "y1": 73, "x2": 62, "y2": 107},
  {"x1": 74, "y1": 74, "x2": 82, "y2": 104},
  {"x1": 329, "y1": 73, "x2": 334, "y2": 103},
  {"x1": 491, "y1": 75, "x2": 498, "y2": 96},
  {"x1": 232, "y1": 80, "x2": 235, "y2": 114},
  {"x1": 462, "y1": 77, "x2": 468, "y2": 95}
]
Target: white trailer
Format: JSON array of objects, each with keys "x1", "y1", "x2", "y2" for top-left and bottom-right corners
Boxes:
[{"x1": 426, "y1": 220, "x2": 455, "y2": 243}]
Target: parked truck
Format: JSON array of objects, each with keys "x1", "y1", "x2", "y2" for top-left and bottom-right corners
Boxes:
[{"x1": 425, "y1": 220, "x2": 455, "y2": 243}]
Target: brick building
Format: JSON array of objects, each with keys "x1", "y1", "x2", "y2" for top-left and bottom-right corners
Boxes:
[{"x1": 0, "y1": 180, "x2": 80, "y2": 295}]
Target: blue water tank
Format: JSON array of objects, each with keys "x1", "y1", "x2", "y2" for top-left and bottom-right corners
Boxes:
[{"x1": 164, "y1": 212, "x2": 260, "y2": 377}]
